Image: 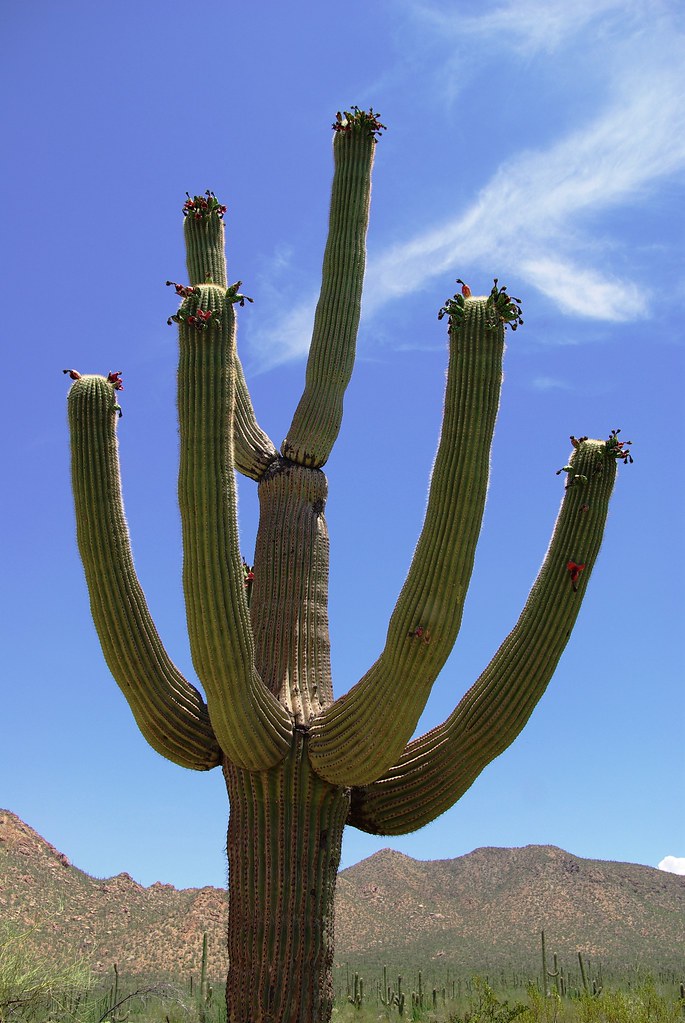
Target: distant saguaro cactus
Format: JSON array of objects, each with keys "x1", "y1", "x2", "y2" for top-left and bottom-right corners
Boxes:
[{"x1": 64, "y1": 107, "x2": 628, "y2": 1023}]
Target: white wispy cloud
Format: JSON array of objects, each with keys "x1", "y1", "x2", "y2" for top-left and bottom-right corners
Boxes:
[
  {"x1": 247, "y1": 1, "x2": 685, "y2": 370},
  {"x1": 248, "y1": 299, "x2": 317, "y2": 369},
  {"x1": 530, "y1": 376, "x2": 573, "y2": 392},
  {"x1": 409, "y1": 0, "x2": 645, "y2": 56},
  {"x1": 658, "y1": 855, "x2": 685, "y2": 875},
  {"x1": 365, "y1": 60, "x2": 685, "y2": 320}
]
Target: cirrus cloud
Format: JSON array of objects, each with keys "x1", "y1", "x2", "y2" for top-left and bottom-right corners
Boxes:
[{"x1": 246, "y1": 0, "x2": 685, "y2": 370}]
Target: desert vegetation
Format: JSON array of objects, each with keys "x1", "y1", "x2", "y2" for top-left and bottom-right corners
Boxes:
[
  {"x1": 4, "y1": 815, "x2": 681, "y2": 1023},
  {"x1": 2, "y1": 935, "x2": 683, "y2": 1023}
]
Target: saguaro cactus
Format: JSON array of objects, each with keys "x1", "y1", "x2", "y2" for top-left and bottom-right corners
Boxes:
[{"x1": 64, "y1": 107, "x2": 628, "y2": 1023}]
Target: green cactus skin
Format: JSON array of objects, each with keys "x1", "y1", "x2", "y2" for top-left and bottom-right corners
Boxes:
[
  {"x1": 348, "y1": 439, "x2": 617, "y2": 834},
  {"x1": 224, "y1": 733, "x2": 348, "y2": 1022},
  {"x1": 251, "y1": 461, "x2": 334, "y2": 722},
  {"x1": 181, "y1": 202, "x2": 279, "y2": 482},
  {"x1": 281, "y1": 119, "x2": 376, "y2": 468},
  {"x1": 65, "y1": 108, "x2": 624, "y2": 1023},
  {"x1": 176, "y1": 281, "x2": 292, "y2": 770},
  {"x1": 67, "y1": 374, "x2": 221, "y2": 771},
  {"x1": 308, "y1": 290, "x2": 508, "y2": 785}
]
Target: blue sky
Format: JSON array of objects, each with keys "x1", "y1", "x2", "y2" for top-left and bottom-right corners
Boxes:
[{"x1": 1, "y1": 0, "x2": 684, "y2": 890}]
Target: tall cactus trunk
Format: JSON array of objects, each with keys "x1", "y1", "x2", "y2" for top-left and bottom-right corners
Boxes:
[
  {"x1": 64, "y1": 108, "x2": 627, "y2": 1023},
  {"x1": 223, "y1": 737, "x2": 348, "y2": 1023}
]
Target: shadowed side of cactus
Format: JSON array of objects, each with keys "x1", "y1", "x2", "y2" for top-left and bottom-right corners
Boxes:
[{"x1": 64, "y1": 106, "x2": 628, "y2": 1023}]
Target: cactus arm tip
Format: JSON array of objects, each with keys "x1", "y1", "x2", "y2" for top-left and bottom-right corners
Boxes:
[
  {"x1": 281, "y1": 107, "x2": 380, "y2": 469},
  {"x1": 346, "y1": 432, "x2": 623, "y2": 834},
  {"x1": 308, "y1": 283, "x2": 511, "y2": 786},
  {"x1": 175, "y1": 280, "x2": 292, "y2": 771},
  {"x1": 65, "y1": 372, "x2": 222, "y2": 771}
]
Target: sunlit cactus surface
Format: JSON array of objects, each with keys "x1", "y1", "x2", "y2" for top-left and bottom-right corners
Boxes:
[{"x1": 64, "y1": 106, "x2": 630, "y2": 1023}]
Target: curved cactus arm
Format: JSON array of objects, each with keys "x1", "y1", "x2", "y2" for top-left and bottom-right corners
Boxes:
[
  {"x1": 308, "y1": 285, "x2": 514, "y2": 786},
  {"x1": 233, "y1": 353, "x2": 279, "y2": 480},
  {"x1": 176, "y1": 275, "x2": 293, "y2": 771},
  {"x1": 281, "y1": 108, "x2": 384, "y2": 468},
  {"x1": 66, "y1": 374, "x2": 222, "y2": 771},
  {"x1": 178, "y1": 193, "x2": 278, "y2": 481},
  {"x1": 346, "y1": 439, "x2": 619, "y2": 834}
]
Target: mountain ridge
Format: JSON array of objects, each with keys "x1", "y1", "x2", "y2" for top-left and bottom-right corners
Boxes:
[{"x1": 1, "y1": 809, "x2": 682, "y2": 981}]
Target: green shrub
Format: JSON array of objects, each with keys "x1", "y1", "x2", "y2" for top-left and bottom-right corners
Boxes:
[{"x1": 0, "y1": 925, "x2": 91, "y2": 1022}]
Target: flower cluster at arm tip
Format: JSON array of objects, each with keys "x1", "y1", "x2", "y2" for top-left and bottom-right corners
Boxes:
[
  {"x1": 438, "y1": 278, "x2": 523, "y2": 332},
  {"x1": 332, "y1": 105, "x2": 386, "y2": 140},
  {"x1": 182, "y1": 189, "x2": 227, "y2": 220},
  {"x1": 63, "y1": 369, "x2": 124, "y2": 416},
  {"x1": 559, "y1": 430, "x2": 633, "y2": 593},
  {"x1": 604, "y1": 428, "x2": 633, "y2": 464},
  {"x1": 166, "y1": 277, "x2": 253, "y2": 330},
  {"x1": 557, "y1": 429, "x2": 634, "y2": 487}
]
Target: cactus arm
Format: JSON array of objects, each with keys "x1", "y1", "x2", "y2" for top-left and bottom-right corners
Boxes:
[
  {"x1": 346, "y1": 440, "x2": 618, "y2": 834},
  {"x1": 179, "y1": 196, "x2": 278, "y2": 482},
  {"x1": 281, "y1": 109, "x2": 382, "y2": 468},
  {"x1": 66, "y1": 374, "x2": 222, "y2": 771},
  {"x1": 308, "y1": 288, "x2": 510, "y2": 786},
  {"x1": 232, "y1": 353, "x2": 279, "y2": 480},
  {"x1": 176, "y1": 279, "x2": 293, "y2": 769}
]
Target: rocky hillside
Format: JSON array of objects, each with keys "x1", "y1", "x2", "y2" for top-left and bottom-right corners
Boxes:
[
  {"x1": 1, "y1": 810, "x2": 682, "y2": 983},
  {"x1": 334, "y1": 844, "x2": 684, "y2": 975}
]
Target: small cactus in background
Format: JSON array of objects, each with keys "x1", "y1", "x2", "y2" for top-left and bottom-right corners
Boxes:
[
  {"x1": 347, "y1": 973, "x2": 364, "y2": 1010},
  {"x1": 64, "y1": 107, "x2": 629, "y2": 1023},
  {"x1": 198, "y1": 932, "x2": 210, "y2": 1023},
  {"x1": 541, "y1": 930, "x2": 561, "y2": 997}
]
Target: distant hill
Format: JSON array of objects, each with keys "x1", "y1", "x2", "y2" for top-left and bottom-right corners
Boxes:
[
  {"x1": 1, "y1": 809, "x2": 682, "y2": 985},
  {"x1": 334, "y1": 844, "x2": 684, "y2": 978}
]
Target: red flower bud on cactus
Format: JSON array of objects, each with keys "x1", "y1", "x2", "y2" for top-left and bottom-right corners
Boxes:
[
  {"x1": 107, "y1": 371, "x2": 124, "y2": 390},
  {"x1": 63, "y1": 369, "x2": 81, "y2": 381},
  {"x1": 566, "y1": 561, "x2": 585, "y2": 592},
  {"x1": 166, "y1": 281, "x2": 197, "y2": 299}
]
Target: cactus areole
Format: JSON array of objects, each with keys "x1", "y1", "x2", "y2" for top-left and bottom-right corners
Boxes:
[{"x1": 65, "y1": 107, "x2": 626, "y2": 1023}]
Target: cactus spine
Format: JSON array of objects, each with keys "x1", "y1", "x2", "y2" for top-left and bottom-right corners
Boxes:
[{"x1": 65, "y1": 107, "x2": 626, "y2": 1023}]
